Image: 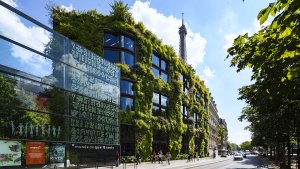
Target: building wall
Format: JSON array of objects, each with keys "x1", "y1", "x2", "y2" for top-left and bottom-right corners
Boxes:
[{"x1": 52, "y1": 6, "x2": 212, "y2": 159}]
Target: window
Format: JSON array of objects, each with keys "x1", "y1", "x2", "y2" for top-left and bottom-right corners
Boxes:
[
  {"x1": 194, "y1": 112, "x2": 200, "y2": 128},
  {"x1": 104, "y1": 33, "x2": 135, "y2": 67},
  {"x1": 104, "y1": 33, "x2": 120, "y2": 47},
  {"x1": 104, "y1": 50, "x2": 134, "y2": 67},
  {"x1": 152, "y1": 54, "x2": 168, "y2": 83},
  {"x1": 121, "y1": 124, "x2": 135, "y2": 156},
  {"x1": 120, "y1": 80, "x2": 134, "y2": 111},
  {"x1": 152, "y1": 92, "x2": 168, "y2": 116},
  {"x1": 181, "y1": 75, "x2": 189, "y2": 95},
  {"x1": 181, "y1": 134, "x2": 189, "y2": 154},
  {"x1": 182, "y1": 105, "x2": 188, "y2": 123},
  {"x1": 122, "y1": 36, "x2": 135, "y2": 52},
  {"x1": 196, "y1": 91, "x2": 201, "y2": 102},
  {"x1": 152, "y1": 130, "x2": 169, "y2": 154}
]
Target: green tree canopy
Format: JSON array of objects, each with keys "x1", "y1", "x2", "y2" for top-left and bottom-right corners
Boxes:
[{"x1": 240, "y1": 141, "x2": 252, "y2": 150}]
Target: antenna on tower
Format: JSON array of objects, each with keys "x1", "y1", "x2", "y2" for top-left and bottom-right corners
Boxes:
[{"x1": 181, "y1": 12, "x2": 184, "y2": 25}]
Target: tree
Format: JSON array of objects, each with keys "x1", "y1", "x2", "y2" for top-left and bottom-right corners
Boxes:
[
  {"x1": 240, "y1": 141, "x2": 252, "y2": 151},
  {"x1": 109, "y1": 1, "x2": 133, "y2": 23},
  {"x1": 227, "y1": 0, "x2": 300, "y2": 167}
]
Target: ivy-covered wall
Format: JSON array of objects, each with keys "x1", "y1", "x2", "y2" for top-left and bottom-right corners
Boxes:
[{"x1": 51, "y1": 3, "x2": 211, "y2": 160}]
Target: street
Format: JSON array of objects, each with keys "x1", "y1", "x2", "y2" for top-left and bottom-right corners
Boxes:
[{"x1": 189, "y1": 155, "x2": 270, "y2": 169}]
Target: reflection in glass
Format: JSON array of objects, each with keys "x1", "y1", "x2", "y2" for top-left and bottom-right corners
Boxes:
[
  {"x1": 162, "y1": 72, "x2": 168, "y2": 83},
  {"x1": 121, "y1": 80, "x2": 134, "y2": 95},
  {"x1": 122, "y1": 52, "x2": 134, "y2": 67},
  {"x1": 152, "y1": 105, "x2": 160, "y2": 115},
  {"x1": 161, "y1": 60, "x2": 167, "y2": 71},
  {"x1": 153, "y1": 92, "x2": 159, "y2": 104},
  {"x1": 104, "y1": 33, "x2": 120, "y2": 47},
  {"x1": 123, "y1": 36, "x2": 134, "y2": 51},
  {"x1": 121, "y1": 96, "x2": 134, "y2": 111},
  {"x1": 152, "y1": 54, "x2": 159, "y2": 66},
  {"x1": 104, "y1": 49, "x2": 120, "y2": 64},
  {"x1": 152, "y1": 67, "x2": 159, "y2": 78},
  {"x1": 161, "y1": 95, "x2": 168, "y2": 107}
]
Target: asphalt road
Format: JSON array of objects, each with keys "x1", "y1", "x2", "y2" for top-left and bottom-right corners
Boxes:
[{"x1": 188, "y1": 155, "x2": 270, "y2": 169}]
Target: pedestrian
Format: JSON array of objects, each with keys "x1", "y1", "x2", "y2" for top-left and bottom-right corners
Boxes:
[
  {"x1": 136, "y1": 150, "x2": 140, "y2": 165},
  {"x1": 115, "y1": 151, "x2": 120, "y2": 167},
  {"x1": 151, "y1": 151, "x2": 156, "y2": 163},
  {"x1": 158, "y1": 150, "x2": 163, "y2": 164},
  {"x1": 166, "y1": 152, "x2": 171, "y2": 165}
]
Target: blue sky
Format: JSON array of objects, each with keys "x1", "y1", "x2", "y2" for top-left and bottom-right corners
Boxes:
[{"x1": 1, "y1": 0, "x2": 274, "y2": 145}]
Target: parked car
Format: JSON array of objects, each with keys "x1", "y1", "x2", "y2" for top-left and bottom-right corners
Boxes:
[
  {"x1": 221, "y1": 153, "x2": 227, "y2": 157},
  {"x1": 233, "y1": 153, "x2": 243, "y2": 160}
]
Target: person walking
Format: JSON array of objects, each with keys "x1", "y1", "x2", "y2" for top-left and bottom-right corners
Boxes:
[
  {"x1": 136, "y1": 150, "x2": 140, "y2": 165},
  {"x1": 166, "y1": 152, "x2": 171, "y2": 165},
  {"x1": 151, "y1": 151, "x2": 156, "y2": 163},
  {"x1": 158, "y1": 150, "x2": 163, "y2": 164},
  {"x1": 115, "y1": 151, "x2": 120, "y2": 167}
]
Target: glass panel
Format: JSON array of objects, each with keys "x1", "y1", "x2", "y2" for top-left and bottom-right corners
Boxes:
[
  {"x1": 122, "y1": 51, "x2": 134, "y2": 67},
  {"x1": 152, "y1": 67, "x2": 159, "y2": 78},
  {"x1": 104, "y1": 49, "x2": 120, "y2": 64},
  {"x1": 161, "y1": 59, "x2": 167, "y2": 71},
  {"x1": 151, "y1": 54, "x2": 159, "y2": 66},
  {"x1": 152, "y1": 105, "x2": 160, "y2": 115},
  {"x1": 122, "y1": 36, "x2": 134, "y2": 51},
  {"x1": 0, "y1": 74, "x2": 65, "y2": 114},
  {"x1": 121, "y1": 96, "x2": 134, "y2": 111},
  {"x1": 121, "y1": 80, "x2": 134, "y2": 95},
  {"x1": 0, "y1": 108, "x2": 66, "y2": 141},
  {"x1": 161, "y1": 95, "x2": 168, "y2": 107},
  {"x1": 161, "y1": 72, "x2": 168, "y2": 83},
  {"x1": 104, "y1": 33, "x2": 120, "y2": 47},
  {"x1": 161, "y1": 108, "x2": 166, "y2": 114},
  {"x1": 152, "y1": 92, "x2": 159, "y2": 104}
]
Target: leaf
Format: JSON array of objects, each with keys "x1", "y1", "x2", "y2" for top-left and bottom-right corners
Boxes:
[
  {"x1": 287, "y1": 71, "x2": 293, "y2": 80},
  {"x1": 279, "y1": 27, "x2": 292, "y2": 38}
]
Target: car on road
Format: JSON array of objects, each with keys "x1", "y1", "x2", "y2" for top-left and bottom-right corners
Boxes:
[
  {"x1": 221, "y1": 153, "x2": 227, "y2": 157},
  {"x1": 233, "y1": 153, "x2": 243, "y2": 160}
]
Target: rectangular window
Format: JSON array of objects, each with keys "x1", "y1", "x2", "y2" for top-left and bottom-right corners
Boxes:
[
  {"x1": 182, "y1": 105, "x2": 188, "y2": 123},
  {"x1": 120, "y1": 80, "x2": 134, "y2": 111},
  {"x1": 104, "y1": 33, "x2": 120, "y2": 47},
  {"x1": 122, "y1": 36, "x2": 135, "y2": 52},
  {"x1": 152, "y1": 92, "x2": 168, "y2": 116},
  {"x1": 152, "y1": 54, "x2": 168, "y2": 83},
  {"x1": 196, "y1": 91, "x2": 201, "y2": 102},
  {"x1": 182, "y1": 75, "x2": 189, "y2": 95}
]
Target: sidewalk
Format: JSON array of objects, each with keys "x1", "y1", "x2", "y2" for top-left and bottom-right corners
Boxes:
[{"x1": 97, "y1": 156, "x2": 230, "y2": 169}]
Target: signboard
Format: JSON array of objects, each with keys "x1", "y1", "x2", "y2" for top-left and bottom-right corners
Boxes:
[
  {"x1": 49, "y1": 143, "x2": 65, "y2": 163},
  {"x1": 26, "y1": 142, "x2": 45, "y2": 165},
  {"x1": 0, "y1": 140, "x2": 21, "y2": 166}
]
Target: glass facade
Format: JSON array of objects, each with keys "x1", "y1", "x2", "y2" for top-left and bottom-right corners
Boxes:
[
  {"x1": 152, "y1": 92, "x2": 168, "y2": 116},
  {"x1": 0, "y1": 3, "x2": 120, "y2": 168},
  {"x1": 152, "y1": 54, "x2": 169, "y2": 83},
  {"x1": 104, "y1": 33, "x2": 135, "y2": 67},
  {"x1": 182, "y1": 75, "x2": 189, "y2": 95}
]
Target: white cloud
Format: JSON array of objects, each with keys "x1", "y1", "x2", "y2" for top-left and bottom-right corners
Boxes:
[
  {"x1": 130, "y1": 1, "x2": 206, "y2": 69},
  {"x1": 60, "y1": 4, "x2": 74, "y2": 12},
  {"x1": 224, "y1": 33, "x2": 238, "y2": 49},
  {"x1": 0, "y1": 0, "x2": 51, "y2": 76},
  {"x1": 200, "y1": 66, "x2": 214, "y2": 84},
  {"x1": 253, "y1": 19, "x2": 270, "y2": 32}
]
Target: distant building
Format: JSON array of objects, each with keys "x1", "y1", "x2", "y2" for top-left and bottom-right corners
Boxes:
[
  {"x1": 218, "y1": 118, "x2": 228, "y2": 151},
  {"x1": 208, "y1": 94, "x2": 219, "y2": 156}
]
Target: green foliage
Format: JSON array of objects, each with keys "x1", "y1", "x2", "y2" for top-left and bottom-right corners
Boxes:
[
  {"x1": 51, "y1": 2, "x2": 211, "y2": 160},
  {"x1": 227, "y1": 0, "x2": 300, "y2": 165},
  {"x1": 240, "y1": 141, "x2": 252, "y2": 150}
]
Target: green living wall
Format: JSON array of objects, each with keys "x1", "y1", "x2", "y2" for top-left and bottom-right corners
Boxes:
[{"x1": 51, "y1": 2, "x2": 211, "y2": 160}]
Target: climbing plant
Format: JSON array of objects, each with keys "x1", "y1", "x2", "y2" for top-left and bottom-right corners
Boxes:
[{"x1": 51, "y1": 1, "x2": 211, "y2": 160}]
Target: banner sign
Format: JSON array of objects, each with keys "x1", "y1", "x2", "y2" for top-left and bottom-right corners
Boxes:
[
  {"x1": 0, "y1": 140, "x2": 21, "y2": 166},
  {"x1": 26, "y1": 142, "x2": 45, "y2": 165},
  {"x1": 49, "y1": 143, "x2": 65, "y2": 163}
]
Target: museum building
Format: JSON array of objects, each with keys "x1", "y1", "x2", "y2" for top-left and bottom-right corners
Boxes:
[{"x1": 51, "y1": 2, "x2": 213, "y2": 159}]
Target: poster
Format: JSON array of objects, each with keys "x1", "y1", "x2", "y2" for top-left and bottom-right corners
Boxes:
[
  {"x1": 49, "y1": 143, "x2": 65, "y2": 163},
  {"x1": 0, "y1": 140, "x2": 21, "y2": 166},
  {"x1": 26, "y1": 142, "x2": 45, "y2": 165}
]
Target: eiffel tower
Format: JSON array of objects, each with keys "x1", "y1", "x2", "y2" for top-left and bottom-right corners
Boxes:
[{"x1": 179, "y1": 12, "x2": 187, "y2": 64}]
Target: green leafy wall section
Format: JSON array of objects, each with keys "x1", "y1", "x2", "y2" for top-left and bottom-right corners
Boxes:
[{"x1": 52, "y1": 5, "x2": 211, "y2": 160}]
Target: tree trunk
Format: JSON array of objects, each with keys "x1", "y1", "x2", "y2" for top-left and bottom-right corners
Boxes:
[{"x1": 287, "y1": 135, "x2": 291, "y2": 169}]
